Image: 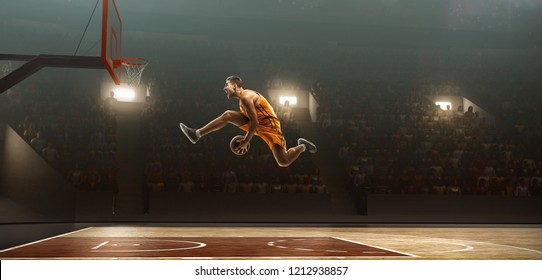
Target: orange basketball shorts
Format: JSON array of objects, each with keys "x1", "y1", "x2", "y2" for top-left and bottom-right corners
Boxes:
[{"x1": 238, "y1": 123, "x2": 287, "y2": 150}]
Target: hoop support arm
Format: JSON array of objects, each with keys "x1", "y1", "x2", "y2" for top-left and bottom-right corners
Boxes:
[{"x1": 0, "y1": 54, "x2": 104, "y2": 94}]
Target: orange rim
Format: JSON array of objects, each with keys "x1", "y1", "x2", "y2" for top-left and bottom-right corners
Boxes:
[{"x1": 121, "y1": 57, "x2": 148, "y2": 67}]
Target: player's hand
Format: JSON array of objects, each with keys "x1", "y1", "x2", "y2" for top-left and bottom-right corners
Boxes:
[{"x1": 235, "y1": 138, "x2": 249, "y2": 153}]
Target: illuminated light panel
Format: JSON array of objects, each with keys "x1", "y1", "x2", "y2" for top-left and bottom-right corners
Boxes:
[
  {"x1": 112, "y1": 86, "x2": 136, "y2": 102},
  {"x1": 279, "y1": 96, "x2": 297, "y2": 105},
  {"x1": 435, "y1": 101, "x2": 452, "y2": 110}
]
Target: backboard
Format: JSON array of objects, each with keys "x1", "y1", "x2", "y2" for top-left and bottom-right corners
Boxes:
[
  {"x1": 1, "y1": 0, "x2": 143, "y2": 93},
  {"x1": 101, "y1": 0, "x2": 122, "y2": 85}
]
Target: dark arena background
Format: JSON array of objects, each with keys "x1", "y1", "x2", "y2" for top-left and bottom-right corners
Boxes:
[{"x1": 1, "y1": 1, "x2": 541, "y2": 279}]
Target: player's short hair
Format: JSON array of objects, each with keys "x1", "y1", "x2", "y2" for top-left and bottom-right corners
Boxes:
[{"x1": 226, "y1": 75, "x2": 243, "y2": 87}]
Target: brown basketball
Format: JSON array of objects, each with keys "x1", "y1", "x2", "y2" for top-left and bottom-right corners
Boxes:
[{"x1": 230, "y1": 135, "x2": 249, "y2": 155}]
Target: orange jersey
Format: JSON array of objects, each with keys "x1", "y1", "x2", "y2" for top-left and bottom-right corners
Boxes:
[{"x1": 238, "y1": 90, "x2": 286, "y2": 150}]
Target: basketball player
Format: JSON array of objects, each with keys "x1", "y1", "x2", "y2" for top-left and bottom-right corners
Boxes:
[{"x1": 179, "y1": 76, "x2": 317, "y2": 167}]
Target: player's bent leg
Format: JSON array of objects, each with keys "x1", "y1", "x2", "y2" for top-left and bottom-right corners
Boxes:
[
  {"x1": 272, "y1": 144, "x2": 305, "y2": 168},
  {"x1": 199, "y1": 110, "x2": 248, "y2": 136}
]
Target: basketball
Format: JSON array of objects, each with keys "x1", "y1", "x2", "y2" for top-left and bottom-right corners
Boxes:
[{"x1": 230, "y1": 135, "x2": 249, "y2": 155}]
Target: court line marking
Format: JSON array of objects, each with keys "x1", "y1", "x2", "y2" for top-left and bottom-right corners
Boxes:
[
  {"x1": 359, "y1": 234, "x2": 479, "y2": 255},
  {"x1": 413, "y1": 240, "x2": 473, "y2": 253},
  {"x1": 331, "y1": 236, "x2": 418, "y2": 258},
  {"x1": 359, "y1": 233, "x2": 542, "y2": 256},
  {"x1": 326, "y1": 250, "x2": 348, "y2": 253},
  {"x1": 463, "y1": 240, "x2": 542, "y2": 255},
  {"x1": 158, "y1": 237, "x2": 416, "y2": 258},
  {"x1": 361, "y1": 237, "x2": 474, "y2": 254},
  {"x1": 0, "y1": 227, "x2": 94, "y2": 253},
  {"x1": 294, "y1": 248, "x2": 314, "y2": 251},
  {"x1": 90, "y1": 239, "x2": 206, "y2": 253},
  {"x1": 56, "y1": 236, "x2": 413, "y2": 259},
  {"x1": 91, "y1": 241, "x2": 110, "y2": 250},
  {"x1": 269, "y1": 238, "x2": 332, "y2": 253}
]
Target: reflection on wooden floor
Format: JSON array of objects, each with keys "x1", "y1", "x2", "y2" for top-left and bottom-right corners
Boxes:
[{"x1": 1, "y1": 226, "x2": 541, "y2": 260}]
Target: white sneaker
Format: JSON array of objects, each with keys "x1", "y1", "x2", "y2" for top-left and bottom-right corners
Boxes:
[
  {"x1": 298, "y1": 138, "x2": 317, "y2": 153},
  {"x1": 179, "y1": 123, "x2": 200, "y2": 144}
]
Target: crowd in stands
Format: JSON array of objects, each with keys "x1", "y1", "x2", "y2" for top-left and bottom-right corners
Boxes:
[
  {"x1": 2, "y1": 78, "x2": 118, "y2": 193},
  {"x1": 314, "y1": 76, "x2": 541, "y2": 197}
]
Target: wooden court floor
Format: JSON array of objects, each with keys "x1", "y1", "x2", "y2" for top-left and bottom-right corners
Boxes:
[{"x1": 0, "y1": 226, "x2": 541, "y2": 260}]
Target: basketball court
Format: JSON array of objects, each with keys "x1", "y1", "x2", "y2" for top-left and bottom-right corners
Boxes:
[{"x1": 1, "y1": 225, "x2": 541, "y2": 260}]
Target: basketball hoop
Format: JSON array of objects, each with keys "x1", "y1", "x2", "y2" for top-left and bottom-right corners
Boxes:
[{"x1": 120, "y1": 57, "x2": 148, "y2": 86}]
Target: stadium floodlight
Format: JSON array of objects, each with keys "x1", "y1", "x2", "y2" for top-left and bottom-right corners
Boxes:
[{"x1": 279, "y1": 96, "x2": 297, "y2": 106}]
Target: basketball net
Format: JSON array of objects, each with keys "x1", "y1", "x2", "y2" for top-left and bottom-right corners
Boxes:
[
  {"x1": 121, "y1": 57, "x2": 148, "y2": 86},
  {"x1": 1, "y1": 61, "x2": 12, "y2": 78}
]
